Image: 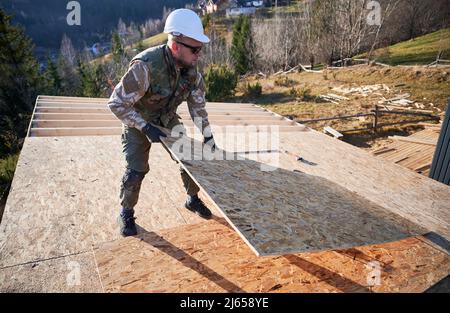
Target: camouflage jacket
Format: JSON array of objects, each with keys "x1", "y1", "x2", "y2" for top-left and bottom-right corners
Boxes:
[{"x1": 107, "y1": 44, "x2": 211, "y2": 137}]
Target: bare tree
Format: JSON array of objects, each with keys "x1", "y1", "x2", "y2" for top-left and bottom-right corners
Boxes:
[
  {"x1": 60, "y1": 34, "x2": 77, "y2": 67},
  {"x1": 162, "y1": 6, "x2": 174, "y2": 24},
  {"x1": 117, "y1": 18, "x2": 127, "y2": 36},
  {"x1": 199, "y1": 25, "x2": 233, "y2": 71},
  {"x1": 140, "y1": 18, "x2": 163, "y2": 38},
  {"x1": 366, "y1": 0, "x2": 401, "y2": 63},
  {"x1": 252, "y1": 12, "x2": 304, "y2": 73}
]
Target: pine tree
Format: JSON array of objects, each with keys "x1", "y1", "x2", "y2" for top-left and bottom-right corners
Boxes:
[
  {"x1": 135, "y1": 40, "x2": 145, "y2": 53},
  {"x1": 0, "y1": 9, "x2": 40, "y2": 156},
  {"x1": 112, "y1": 32, "x2": 124, "y2": 63},
  {"x1": 43, "y1": 55, "x2": 61, "y2": 95},
  {"x1": 230, "y1": 15, "x2": 252, "y2": 75},
  {"x1": 79, "y1": 61, "x2": 108, "y2": 98},
  {"x1": 57, "y1": 53, "x2": 81, "y2": 96}
]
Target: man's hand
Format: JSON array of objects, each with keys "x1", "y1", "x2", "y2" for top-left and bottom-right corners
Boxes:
[
  {"x1": 142, "y1": 123, "x2": 167, "y2": 143},
  {"x1": 203, "y1": 135, "x2": 216, "y2": 152}
]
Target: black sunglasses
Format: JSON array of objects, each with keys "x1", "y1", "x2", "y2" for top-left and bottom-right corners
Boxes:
[{"x1": 175, "y1": 41, "x2": 202, "y2": 55}]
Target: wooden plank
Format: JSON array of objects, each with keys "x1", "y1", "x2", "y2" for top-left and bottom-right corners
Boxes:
[
  {"x1": 323, "y1": 126, "x2": 343, "y2": 139},
  {"x1": 36, "y1": 102, "x2": 267, "y2": 112},
  {"x1": 38, "y1": 96, "x2": 255, "y2": 107},
  {"x1": 418, "y1": 122, "x2": 443, "y2": 130},
  {"x1": 35, "y1": 107, "x2": 112, "y2": 114},
  {"x1": 34, "y1": 106, "x2": 275, "y2": 116},
  {"x1": 0, "y1": 252, "x2": 103, "y2": 292},
  {"x1": 389, "y1": 136, "x2": 437, "y2": 146},
  {"x1": 160, "y1": 134, "x2": 427, "y2": 256},
  {"x1": 372, "y1": 147, "x2": 397, "y2": 155},
  {"x1": 94, "y1": 219, "x2": 450, "y2": 293},
  {"x1": 0, "y1": 136, "x2": 216, "y2": 268},
  {"x1": 38, "y1": 95, "x2": 109, "y2": 101},
  {"x1": 32, "y1": 119, "x2": 295, "y2": 128},
  {"x1": 38, "y1": 99, "x2": 257, "y2": 109},
  {"x1": 35, "y1": 107, "x2": 274, "y2": 116},
  {"x1": 373, "y1": 129, "x2": 438, "y2": 176},
  {"x1": 33, "y1": 112, "x2": 286, "y2": 121},
  {"x1": 29, "y1": 127, "x2": 122, "y2": 136},
  {"x1": 277, "y1": 132, "x2": 450, "y2": 241},
  {"x1": 34, "y1": 113, "x2": 117, "y2": 120},
  {"x1": 32, "y1": 120, "x2": 121, "y2": 128},
  {"x1": 29, "y1": 125, "x2": 307, "y2": 137}
]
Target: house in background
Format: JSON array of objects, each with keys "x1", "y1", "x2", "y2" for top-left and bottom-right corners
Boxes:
[
  {"x1": 226, "y1": 0, "x2": 264, "y2": 17},
  {"x1": 199, "y1": 0, "x2": 230, "y2": 14},
  {"x1": 197, "y1": 0, "x2": 268, "y2": 17}
]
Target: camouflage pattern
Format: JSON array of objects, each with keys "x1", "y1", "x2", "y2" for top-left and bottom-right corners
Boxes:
[
  {"x1": 109, "y1": 44, "x2": 207, "y2": 209},
  {"x1": 119, "y1": 124, "x2": 199, "y2": 209},
  {"x1": 107, "y1": 44, "x2": 211, "y2": 136}
]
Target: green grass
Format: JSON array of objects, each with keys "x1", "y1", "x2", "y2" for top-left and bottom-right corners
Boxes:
[
  {"x1": 94, "y1": 32, "x2": 168, "y2": 64},
  {"x1": 258, "y1": 1, "x2": 302, "y2": 15},
  {"x1": 0, "y1": 153, "x2": 19, "y2": 201},
  {"x1": 141, "y1": 32, "x2": 168, "y2": 47},
  {"x1": 357, "y1": 28, "x2": 450, "y2": 65}
]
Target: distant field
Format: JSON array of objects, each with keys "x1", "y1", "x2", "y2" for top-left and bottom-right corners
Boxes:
[
  {"x1": 141, "y1": 32, "x2": 168, "y2": 48},
  {"x1": 358, "y1": 28, "x2": 450, "y2": 65},
  {"x1": 94, "y1": 32, "x2": 168, "y2": 64}
]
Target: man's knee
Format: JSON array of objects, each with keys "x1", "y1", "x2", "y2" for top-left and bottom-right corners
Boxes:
[{"x1": 122, "y1": 168, "x2": 147, "y2": 192}]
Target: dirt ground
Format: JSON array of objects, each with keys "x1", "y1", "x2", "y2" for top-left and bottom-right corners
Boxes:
[{"x1": 233, "y1": 64, "x2": 449, "y2": 151}]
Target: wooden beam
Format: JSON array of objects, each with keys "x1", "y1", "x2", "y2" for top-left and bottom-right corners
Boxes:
[
  {"x1": 30, "y1": 127, "x2": 122, "y2": 137},
  {"x1": 30, "y1": 125, "x2": 307, "y2": 137},
  {"x1": 323, "y1": 126, "x2": 343, "y2": 139},
  {"x1": 33, "y1": 113, "x2": 117, "y2": 120},
  {"x1": 35, "y1": 107, "x2": 275, "y2": 116},
  {"x1": 388, "y1": 136, "x2": 437, "y2": 146},
  {"x1": 32, "y1": 119, "x2": 295, "y2": 128}
]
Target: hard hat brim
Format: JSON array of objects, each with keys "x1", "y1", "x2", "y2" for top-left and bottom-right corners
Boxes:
[
  {"x1": 165, "y1": 30, "x2": 210, "y2": 44},
  {"x1": 193, "y1": 33, "x2": 210, "y2": 44}
]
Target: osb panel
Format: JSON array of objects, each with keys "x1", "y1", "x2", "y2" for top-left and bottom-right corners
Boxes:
[
  {"x1": 161, "y1": 135, "x2": 426, "y2": 256},
  {"x1": 274, "y1": 131, "x2": 450, "y2": 241},
  {"x1": 144, "y1": 146, "x2": 223, "y2": 225},
  {"x1": 94, "y1": 219, "x2": 450, "y2": 293},
  {"x1": 0, "y1": 252, "x2": 103, "y2": 293},
  {"x1": 0, "y1": 136, "x2": 213, "y2": 267}
]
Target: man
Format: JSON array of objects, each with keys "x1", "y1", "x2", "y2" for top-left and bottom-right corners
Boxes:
[{"x1": 107, "y1": 9, "x2": 216, "y2": 237}]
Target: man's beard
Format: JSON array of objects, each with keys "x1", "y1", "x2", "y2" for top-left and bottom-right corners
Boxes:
[{"x1": 174, "y1": 55, "x2": 195, "y2": 69}]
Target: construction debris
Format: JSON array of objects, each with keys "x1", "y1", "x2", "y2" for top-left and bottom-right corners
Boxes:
[
  {"x1": 317, "y1": 93, "x2": 349, "y2": 104},
  {"x1": 377, "y1": 93, "x2": 436, "y2": 112},
  {"x1": 332, "y1": 84, "x2": 390, "y2": 96},
  {"x1": 390, "y1": 99, "x2": 414, "y2": 106},
  {"x1": 323, "y1": 126, "x2": 343, "y2": 139}
]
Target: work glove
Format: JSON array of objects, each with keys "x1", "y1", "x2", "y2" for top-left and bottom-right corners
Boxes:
[
  {"x1": 142, "y1": 123, "x2": 167, "y2": 143},
  {"x1": 203, "y1": 135, "x2": 216, "y2": 152}
]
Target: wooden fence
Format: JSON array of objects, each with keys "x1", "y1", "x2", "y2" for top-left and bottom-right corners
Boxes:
[{"x1": 297, "y1": 105, "x2": 441, "y2": 133}]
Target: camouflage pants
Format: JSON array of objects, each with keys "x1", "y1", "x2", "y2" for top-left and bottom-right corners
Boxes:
[{"x1": 119, "y1": 117, "x2": 199, "y2": 209}]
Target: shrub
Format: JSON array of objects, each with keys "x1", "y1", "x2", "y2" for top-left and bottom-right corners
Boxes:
[
  {"x1": 274, "y1": 76, "x2": 296, "y2": 87},
  {"x1": 289, "y1": 86, "x2": 314, "y2": 101},
  {"x1": 204, "y1": 64, "x2": 238, "y2": 101},
  {"x1": 0, "y1": 154, "x2": 19, "y2": 200},
  {"x1": 244, "y1": 82, "x2": 262, "y2": 98}
]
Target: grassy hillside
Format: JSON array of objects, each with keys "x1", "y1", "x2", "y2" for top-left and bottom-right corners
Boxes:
[
  {"x1": 94, "y1": 32, "x2": 168, "y2": 63},
  {"x1": 234, "y1": 64, "x2": 449, "y2": 149},
  {"x1": 141, "y1": 32, "x2": 168, "y2": 47},
  {"x1": 358, "y1": 28, "x2": 450, "y2": 65}
]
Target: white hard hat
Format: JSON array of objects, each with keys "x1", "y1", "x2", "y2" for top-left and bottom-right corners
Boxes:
[{"x1": 164, "y1": 9, "x2": 210, "y2": 43}]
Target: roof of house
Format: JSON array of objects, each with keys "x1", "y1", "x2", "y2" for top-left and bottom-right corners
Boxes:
[{"x1": 0, "y1": 95, "x2": 448, "y2": 292}]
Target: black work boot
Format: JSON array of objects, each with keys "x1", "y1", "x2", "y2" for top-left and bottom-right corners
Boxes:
[
  {"x1": 185, "y1": 195, "x2": 212, "y2": 219},
  {"x1": 118, "y1": 208, "x2": 137, "y2": 236}
]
